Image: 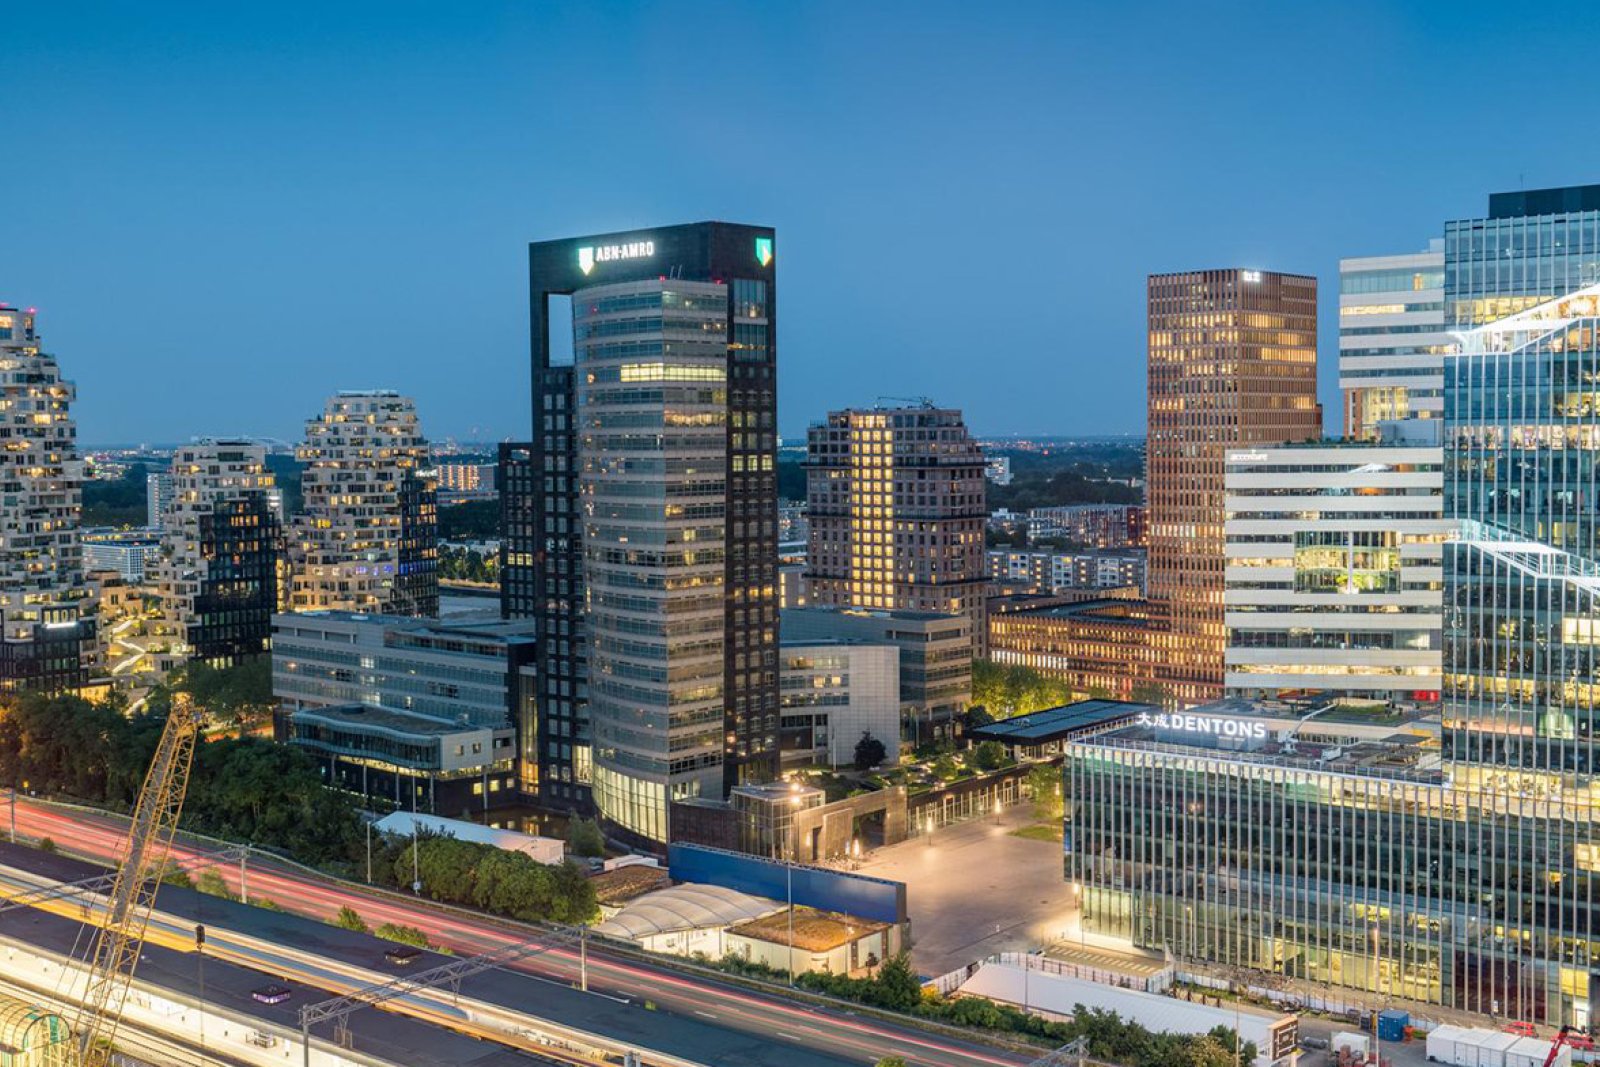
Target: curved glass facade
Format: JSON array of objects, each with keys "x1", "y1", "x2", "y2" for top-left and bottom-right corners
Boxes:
[{"x1": 578, "y1": 279, "x2": 731, "y2": 841}]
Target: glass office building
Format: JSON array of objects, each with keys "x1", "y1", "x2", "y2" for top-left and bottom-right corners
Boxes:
[
  {"x1": 511, "y1": 223, "x2": 779, "y2": 840},
  {"x1": 1065, "y1": 708, "x2": 1600, "y2": 1024}
]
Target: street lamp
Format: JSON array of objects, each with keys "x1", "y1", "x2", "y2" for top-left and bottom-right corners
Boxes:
[
  {"x1": 1370, "y1": 921, "x2": 1382, "y2": 1063},
  {"x1": 786, "y1": 859, "x2": 795, "y2": 988}
]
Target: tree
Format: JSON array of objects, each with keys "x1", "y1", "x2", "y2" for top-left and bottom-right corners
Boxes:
[
  {"x1": 961, "y1": 705, "x2": 995, "y2": 731},
  {"x1": 875, "y1": 1058, "x2": 909, "y2": 1067},
  {"x1": 870, "y1": 953, "x2": 922, "y2": 1012},
  {"x1": 565, "y1": 817, "x2": 605, "y2": 858},
  {"x1": 853, "y1": 732, "x2": 887, "y2": 771},
  {"x1": 971, "y1": 740, "x2": 1009, "y2": 772},
  {"x1": 195, "y1": 869, "x2": 236, "y2": 900},
  {"x1": 930, "y1": 753, "x2": 960, "y2": 782},
  {"x1": 159, "y1": 861, "x2": 194, "y2": 889},
  {"x1": 333, "y1": 906, "x2": 370, "y2": 933},
  {"x1": 970, "y1": 660, "x2": 1072, "y2": 719},
  {"x1": 1026, "y1": 762, "x2": 1063, "y2": 821}
]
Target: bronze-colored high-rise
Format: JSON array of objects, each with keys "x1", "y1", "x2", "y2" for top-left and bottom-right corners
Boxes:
[{"x1": 1146, "y1": 269, "x2": 1321, "y2": 702}]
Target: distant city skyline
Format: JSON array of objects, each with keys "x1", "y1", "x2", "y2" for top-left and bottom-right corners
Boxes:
[{"x1": 13, "y1": 3, "x2": 1600, "y2": 443}]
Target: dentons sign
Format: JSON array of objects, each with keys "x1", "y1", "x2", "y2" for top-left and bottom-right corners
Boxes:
[{"x1": 1136, "y1": 712, "x2": 1268, "y2": 740}]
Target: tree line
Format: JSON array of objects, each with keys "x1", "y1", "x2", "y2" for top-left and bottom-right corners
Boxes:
[
  {"x1": 438, "y1": 545, "x2": 498, "y2": 584},
  {"x1": 791, "y1": 954, "x2": 1255, "y2": 1067},
  {"x1": 0, "y1": 692, "x2": 362, "y2": 865},
  {"x1": 368, "y1": 831, "x2": 597, "y2": 925}
]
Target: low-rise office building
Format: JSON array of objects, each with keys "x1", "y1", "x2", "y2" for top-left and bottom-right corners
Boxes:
[
  {"x1": 988, "y1": 597, "x2": 1162, "y2": 703},
  {"x1": 272, "y1": 611, "x2": 536, "y2": 811},
  {"x1": 985, "y1": 548, "x2": 1146, "y2": 595},
  {"x1": 82, "y1": 529, "x2": 160, "y2": 582},
  {"x1": 1026, "y1": 504, "x2": 1146, "y2": 548},
  {"x1": 1061, "y1": 700, "x2": 1594, "y2": 1024},
  {"x1": 1224, "y1": 445, "x2": 1448, "y2": 702},
  {"x1": 782, "y1": 606, "x2": 972, "y2": 746},
  {"x1": 286, "y1": 703, "x2": 504, "y2": 815},
  {"x1": 779, "y1": 639, "x2": 900, "y2": 768}
]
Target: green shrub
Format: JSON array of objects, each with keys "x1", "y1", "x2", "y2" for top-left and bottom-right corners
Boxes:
[
  {"x1": 374, "y1": 922, "x2": 430, "y2": 948},
  {"x1": 333, "y1": 906, "x2": 369, "y2": 933}
]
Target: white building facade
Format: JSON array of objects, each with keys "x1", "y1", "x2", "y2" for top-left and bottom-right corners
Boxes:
[
  {"x1": 1224, "y1": 445, "x2": 1449, "y2": 702},
  {"x1": 1339, "y1": 243, "x2": 1450, "y2": 440},
  {"x1": 779, "y1": 640, "x2": 900, "y2": 768}
]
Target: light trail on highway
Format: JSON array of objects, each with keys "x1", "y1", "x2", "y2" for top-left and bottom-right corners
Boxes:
[{"x1": 6, "y1": 795, "x2": 1031, "y2": 1067}]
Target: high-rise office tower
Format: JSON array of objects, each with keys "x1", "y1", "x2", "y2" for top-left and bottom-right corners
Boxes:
[
  {"x1": 288, "y1": 391, "x2": 438, "y2": 617},
  {"x1": 803, "y1": 405, "x2": 987, "y2": 658},
  {"x1": 515, "y1": 223, "x2": 779, "y2": 841},
  {"x1": 0, "y1": 306, "x2": 95, "y2": 692},
  {"x1": 146, "y1": 470, "x2": 174, "y2": 530},
  {"x1": 1338, "y1": 243, "x2": 1449, "y2": 440},
  {"x1": 1435, "y1": 185, "x2": 1600, "y2": 1021},
  {"x1": 154, "y1": 439, "x2": 280, "y2": 666},
  {"x1": 1146, "y1": 269, "x2": 1322, "y2": 702}
]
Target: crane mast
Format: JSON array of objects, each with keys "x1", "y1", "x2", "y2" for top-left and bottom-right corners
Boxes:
[{"x1": 72, "y1": 693, "x2": 202, "y2": 1067}]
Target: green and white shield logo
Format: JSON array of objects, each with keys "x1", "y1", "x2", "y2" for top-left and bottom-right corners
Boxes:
[
  {"x1": 755, "y1": 236, "x2": 773, "y2": 267},
  {"x1": 577, "y1": 247, "x2": 595, "y2": 275}
]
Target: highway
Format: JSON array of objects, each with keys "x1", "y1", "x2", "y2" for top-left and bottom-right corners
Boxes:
[
  {"x1": 2, "y1": 794, "x2": 1034, "y2": 1067},
  {"x1": 0, "y1": 883, "x2": 576, "y2": 1067}
]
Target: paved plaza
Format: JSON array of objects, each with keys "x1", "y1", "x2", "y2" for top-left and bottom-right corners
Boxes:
[{"x1": 855, "y1": 807, "x2": 1076, "y2": 976}]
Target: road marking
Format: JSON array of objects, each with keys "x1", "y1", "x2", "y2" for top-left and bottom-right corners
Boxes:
[
  {"x1": 776, "y1": 1031, "x2": 804, "y2": 1041},
  {"x1": 694, "y1": 1010, "x2": 718, "y2": 1020}
]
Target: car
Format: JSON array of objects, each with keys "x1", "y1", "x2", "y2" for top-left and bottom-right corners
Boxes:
[
  {"x1": 251, "y1": 984, "x2": 292, "y2": 1005},
  {"x1": 1503, "y1": 1021, "x2": 1536, "y2": 1037},
  {"x1": 384, "y1": 946, "x2": 422, "y2": 966}
]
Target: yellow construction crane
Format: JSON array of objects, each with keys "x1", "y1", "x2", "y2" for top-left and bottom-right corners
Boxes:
[{"x1": 71, "y1": 692, "x2": 202, "y2": 1067}]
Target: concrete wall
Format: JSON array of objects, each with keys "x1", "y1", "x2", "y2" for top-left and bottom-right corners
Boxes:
[{"x1": 726, "y1": 924, "x2": 899, "y2": 976}]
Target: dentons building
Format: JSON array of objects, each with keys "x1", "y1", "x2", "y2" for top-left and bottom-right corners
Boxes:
[
  {"x1": 510, "y1": 222, "x2": 779, "y2": 842},
  {"x1": 1072, "y1": 187, "x2": 1600, "y2": 1029}
]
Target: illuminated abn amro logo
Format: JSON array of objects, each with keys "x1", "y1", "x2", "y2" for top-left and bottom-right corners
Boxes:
[
  {"x1": 1137, "y1": 711, "x2": 1268, "y2": 740},
  {"x1": 755, "y1": 236, "x2": 773, "y2": 267},
  {"x1": 577, "y1": 240, "x2": 656, "y2": 276}
]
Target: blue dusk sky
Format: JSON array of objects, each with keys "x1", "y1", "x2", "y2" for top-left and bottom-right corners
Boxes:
[{"x1": 6, "y1": 1, "x2": 1600, "y2": 445}]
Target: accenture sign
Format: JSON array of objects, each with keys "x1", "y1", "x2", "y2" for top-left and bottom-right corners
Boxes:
[{"x1": 1137, "y1": 712, "x2": 1268, "y2": 740}]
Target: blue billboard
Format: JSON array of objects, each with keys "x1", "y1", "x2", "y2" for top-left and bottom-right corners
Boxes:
[{"x1": 668, "y1": 844, "x2": 907, "y2": 925}]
